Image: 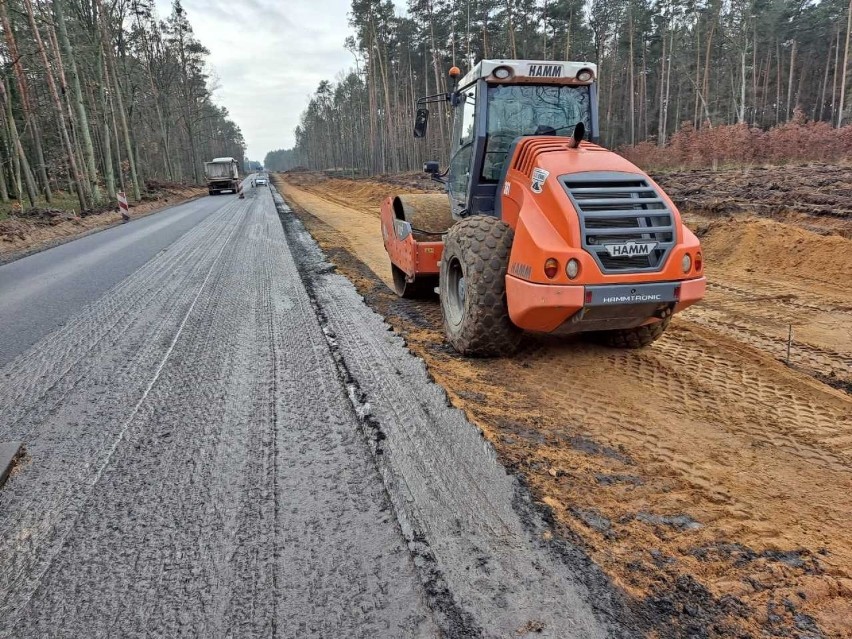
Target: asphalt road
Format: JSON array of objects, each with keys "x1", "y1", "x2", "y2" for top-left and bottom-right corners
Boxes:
[
  {"x1": 0, "y1": 185, "x2": 625, "y2": 637},
  {"x1": 0, "y1": 194, "x2": 233, "y2": 366}
]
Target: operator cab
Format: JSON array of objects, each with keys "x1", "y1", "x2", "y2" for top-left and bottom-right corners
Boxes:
[{"x1": 416, "y1": 60, "x2": 599, "y2": 219}]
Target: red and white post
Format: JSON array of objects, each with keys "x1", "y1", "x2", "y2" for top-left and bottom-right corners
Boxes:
[{"x1": 118, "y1": 191, "x2": 130, "y2": 222}]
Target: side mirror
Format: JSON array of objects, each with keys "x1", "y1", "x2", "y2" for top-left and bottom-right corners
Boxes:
[
  {"x1": 423, "y1": 161, "x2": 439, "y2": 174},
  {"x1": 414, "y1": 108, "x2": 429, "y2": 138}
]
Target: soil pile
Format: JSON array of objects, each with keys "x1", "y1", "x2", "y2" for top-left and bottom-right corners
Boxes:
[
  {"x1": 699, "y1": 216, "x2": 852, "y2": 285},
  {"x1": 373, "y1": 171, "x2": 445, "y2": 193},
  {"x1": 281, "y1": 171, "x2": 433, "y2": 218},
  {"x1": 14, "y1": 208, "x2": 80, "y2": 224}
]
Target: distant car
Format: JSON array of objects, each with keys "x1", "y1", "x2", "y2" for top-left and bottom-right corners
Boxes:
[{"x1": 255, "y1": 176, "x2": 268, "y2": 186}]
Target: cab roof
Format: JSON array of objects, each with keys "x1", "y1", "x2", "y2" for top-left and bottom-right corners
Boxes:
[{"x1": 457, "y1": 60, "x2": 597, "y2": 88}]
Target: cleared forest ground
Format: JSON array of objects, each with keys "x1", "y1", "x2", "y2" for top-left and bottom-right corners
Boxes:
[{"x1": 274, "y1": 166, "x2": 852, "y2": 638}]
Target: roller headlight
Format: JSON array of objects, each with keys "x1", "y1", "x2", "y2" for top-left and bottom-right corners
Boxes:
[
  {"x1": 681, "y1": 253, "x2": 692, "y2": 273},
  {"x1": 566, "y1": 258, "x2": 580, "y2": 279},
  {"x1": 493, "y1": 66, "x2": 512, "y2": 80},
  {"x1": 576, "y1": 68, "x2": 594, "y2": 82}
]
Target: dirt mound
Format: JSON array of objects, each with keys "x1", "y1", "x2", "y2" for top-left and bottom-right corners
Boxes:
[
  {"x1": 373, "y1": 171, "x2": 444, "y2": 193},
  {"x1": 0, "y1": 208, "x2": 81, "y2": 244},
  {"x1": 698, "y1": 216, "x2": 852, "y2": 284},
  {"x1": 280, "y1": 169, "x2": 444, "y2": 198},
  {"x1": 279, "y1": 170, "x2": 329, "y2": 188},
  {"x1": 12, "y1": 208, "x2": 78, "y2": 225},
  {"x1": 0, "y1": 217, "x2": 36, "y2": 241},
  {"x1": 328, "y1": 179, "x2": 399, "y2": 208},
  {"x1": 274, "y1": 172, "x2": 432, "y2": 217}
]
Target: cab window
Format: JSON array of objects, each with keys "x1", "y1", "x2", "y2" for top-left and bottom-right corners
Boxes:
[
  {"x1": 481, "y1": 84, "x2": 592, "y2": 181},
  {"x1": 448, "y1": 85, "x2": 477, "y2": 210}
]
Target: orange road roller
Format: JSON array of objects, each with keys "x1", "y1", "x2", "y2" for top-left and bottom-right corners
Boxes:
[{"x1": 381, "y1": 60, "x2": 706, "y2": 356}]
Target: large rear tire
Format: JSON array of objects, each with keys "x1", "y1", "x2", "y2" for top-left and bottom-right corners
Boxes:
[
  {"x1": 391, "y1": 264, "x2": 437, "y2": 299},
  {"x1": 593, "y1": 317, "x2": 671, "y2": 348},
  {"x1": 439, "y1": 216, "x2": 521, "y2": 356}
]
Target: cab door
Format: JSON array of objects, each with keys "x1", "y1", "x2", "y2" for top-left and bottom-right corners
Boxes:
[{"x1": 447, "y1": 83, "x2": 478, "y2": 217}]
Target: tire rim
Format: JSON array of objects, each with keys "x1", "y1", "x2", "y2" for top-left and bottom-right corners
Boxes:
[{"x1": 445, "y1": 257, "x2": 466, "y2": 327}]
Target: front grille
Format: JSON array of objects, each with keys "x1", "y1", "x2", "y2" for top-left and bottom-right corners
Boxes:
[
  {"x1": 584, "y1": 217, "x2": 640, "y2": 229},
  {"x1": 599, "y1": 253, "x2": 663, "y2": 270},
  {"x1": 561, "y1": 172, "x2": 676, "y2": 273}
]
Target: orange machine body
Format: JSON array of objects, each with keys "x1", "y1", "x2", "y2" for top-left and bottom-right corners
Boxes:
[
  {"x1": 381, "y1": 139, "x2": 705, "y2": 334},
  {"x1": 380, "y1": 197, "x2": 444, "y2": 276},
  {"x1": 499, "y1": 139, "x2": 705, "y2": 332}
]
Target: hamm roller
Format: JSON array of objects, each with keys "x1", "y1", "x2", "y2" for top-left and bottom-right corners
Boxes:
[{"x1": 381, "y1": 60, "x2": 706, "y2": 356}]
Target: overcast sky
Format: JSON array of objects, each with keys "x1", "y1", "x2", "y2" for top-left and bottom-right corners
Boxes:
[{"x1": 155, "y1": 0, "x2": 380, "y2": 162}]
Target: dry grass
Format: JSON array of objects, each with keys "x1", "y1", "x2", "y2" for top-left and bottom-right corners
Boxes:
[{"x1": 620, "y1": 113, "x2": 852, "y2": 171}]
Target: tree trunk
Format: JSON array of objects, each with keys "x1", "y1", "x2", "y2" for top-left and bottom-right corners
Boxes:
[
  {"x1": 0, "y1": 0, "x2": 51, "y2": 202},
  {"x1": 0, "y1": 78, "x2": 38, "y2": 206},
  {"x1": 658, "y1": 22, "x2": 667, "y2": 145},
  {"x1": 662, "y1": 29, "x2": 673, "y2": 144},
  {"x1": 752, "y1": 21, "x2": 758, "y2": 125},
  {"x1": 22, "y1": 0, "x2": 89, "y2": 211},
  {"x1": 136, "y1": 12, "x2": 174, "y2": 181},
  {"x1": 818, "y1": 38, "x2": 833, "y2": 121},
  {"x1": 55, "y1": 0, "x2": 101, "y2": 203},
  {"x1": 94, "y1": 0, "x2": 141, "y2": 199},
  {"x1": 506, "y1": 0, "x2": 517, "y2": 58},
  {"x1": 832, "y1": 27, "x2": 841, "y2": 122},
  {"x1": 702, "y1": 7, "x2": 718, "y2": 127},
  {"x1": 786, "y1": 39, "x2": 797, "y2": 120},
  {"x1": 693, "y1": 17, "x2": 701, "y2": 127},
  {"x1": 839, "y1": 0, "x2": 852, "y2": 126},
  {"x1": 44, "y1": 8, "x2": 85, "y2": 180},
  {"x1": 373, "y1": 28, "x2": 397, "y2": 173},
  {"x1": 776, "y1": 41, "x2": 782, "y2": 124},
  {"x1": 0, "y1": 108, "x2": 10, "y2": 202},
  {"x1": 739, "y1": 49, "x2": 746, "y2": 123},
  {"x1": 97, "y1": 43, "x2": 116, "y2": 200},
  {"x1": 629, "y1": 12, "x2": 635, "y2": 145}
]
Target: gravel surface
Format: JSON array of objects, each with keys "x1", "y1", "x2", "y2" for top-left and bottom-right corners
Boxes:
[{"x1": 0, "y1": 185, "x2": 621, "y2": 637}]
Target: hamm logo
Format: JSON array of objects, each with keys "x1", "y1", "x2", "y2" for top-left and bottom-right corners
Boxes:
[
  {"x1": 510, "y1": 262, "x2": 532, "y2": 279},
  {"x1": 604, "y1": 241, "x2": 657, "y2": 257},
  {"x1": 528, "y1": 64, "x2": 563, "y2": 78}
]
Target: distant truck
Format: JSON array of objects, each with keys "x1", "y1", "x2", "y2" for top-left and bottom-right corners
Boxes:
[{"x1": 204, "y1": 157, "x2": 240, "y2": 195}]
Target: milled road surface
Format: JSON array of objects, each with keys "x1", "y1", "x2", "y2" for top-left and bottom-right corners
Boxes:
[{"x1": 0, "y1": 185, "x2": 622, "y2": 638}]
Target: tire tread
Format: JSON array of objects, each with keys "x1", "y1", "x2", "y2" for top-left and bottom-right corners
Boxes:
[
  {"x1": 440, "y1": 216, "x2": 521, "y2": 356},
  {"x1": 594, "y1": 317, "x2": 671, "y2": 348}
]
